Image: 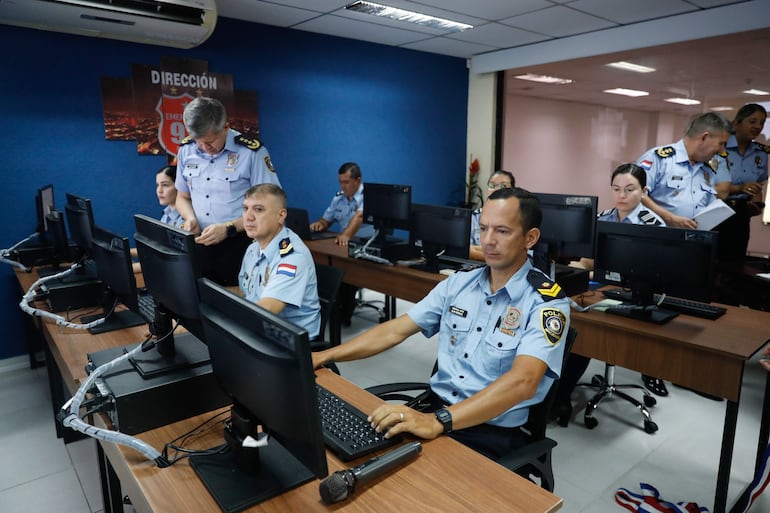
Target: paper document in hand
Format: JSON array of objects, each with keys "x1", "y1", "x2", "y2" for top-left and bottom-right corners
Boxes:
[{"x1": 693, "y1": 199, "x2": 734, "y2": 230}]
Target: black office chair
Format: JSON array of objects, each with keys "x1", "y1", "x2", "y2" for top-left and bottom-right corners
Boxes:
[
  {"x1": 365, "y1": 327, "x2": 578, "y2": 492},
  {"x1": 312, "y1": 263, "x2": 345, "y2": 351},
  {"x1": 577, "y1": 362, "x2": 658, "y2": 434}
]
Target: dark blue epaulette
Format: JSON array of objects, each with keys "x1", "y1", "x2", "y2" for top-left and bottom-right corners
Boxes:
[
  {"x1": 179, "y1": 136, "x2": 193, "y2": 146},
  {"x1": 335, "y1": 191, "x2": 344, "y2": 197},
  {"x1": 278, "y1": 237, "x2": 294, "y2": 257},
  {"x1": 473, "y1": 208, "x2": 481, "y2": 215},
  {"x1": 756, "y1": 142, "x2": 770, "y2": 154},
  {"x1": 527, "y1": 269, "x2": 565, "y2": 301},
  {"x1": 597, "y1": 208, "x2": 615, "y2": 218},
  {"x1": 655, "y1": 146, "x2": 675, "y2": 158},
  {"x1": 638, "y1": 209, "x2": 662, "y2": 226},
  {"x1": 234, "y1": 134, "x2": 262, "y2": 151}
]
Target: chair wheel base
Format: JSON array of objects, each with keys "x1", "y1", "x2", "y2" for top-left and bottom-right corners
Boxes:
[
  {"x1": 584, "y1": 416, "x2": 598, "y2": 429},
  {"x1": 644, "y1": 420, "x2": 659, "y2": 434},
  {"x1": 644, "y1": 395, "x2": 657, "y2": 407}
]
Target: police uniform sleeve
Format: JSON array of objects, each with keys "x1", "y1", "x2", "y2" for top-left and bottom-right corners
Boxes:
[
  {"x1": 321, "y1": 193, "x2": 341, "y2": 224},
  {"x1": 407, "y1": 273, "x2": 457, "y2": 339}
]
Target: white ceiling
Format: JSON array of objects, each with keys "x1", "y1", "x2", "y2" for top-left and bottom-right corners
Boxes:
[{"x1": 216, "y1": 0, "x2": 770, "y2": 113}]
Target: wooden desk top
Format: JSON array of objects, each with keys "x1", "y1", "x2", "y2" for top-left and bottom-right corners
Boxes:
[
  {"x1": 100, "y1": 369, "x2": 562, "y2": 513},
  {"x1": 570, "y1": 290, "x2": 770, "y2": 401},
  {"x1": 307, "y1": 238, "x2": 444, "y2": 304}
]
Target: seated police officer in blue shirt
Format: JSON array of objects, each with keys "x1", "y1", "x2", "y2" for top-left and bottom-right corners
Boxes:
[
  {"x1": 309, "y1": 162, "x2": 374, "y2": 247},
  {"x1": 312, "y1": 188, "x2": 570, "y2": 460},
  {"x1": 238, "y1": 184, "x2": 321, "y2": 339}
]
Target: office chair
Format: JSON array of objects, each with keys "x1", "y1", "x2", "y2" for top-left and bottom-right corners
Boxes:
[
  {"x1": 577, "y1": 363, "x2": 658, "y2": 434},
  {"x1": 365, "y1": 327, "x2": 578, "y2": 492},
  {"x1": 352, "y1": 289, "x2": 394, "y2": 323},
  {"x1": 312, "y1": 263, "x2": 345, "y2": 351}
]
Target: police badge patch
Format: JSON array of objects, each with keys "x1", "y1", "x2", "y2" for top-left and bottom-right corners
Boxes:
[{"x1": 540, "y1": 308, "x2": 566, "y2": 346}]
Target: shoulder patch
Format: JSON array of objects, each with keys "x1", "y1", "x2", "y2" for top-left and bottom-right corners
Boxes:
[
  {"x1": 540, "y1": 308, "x2": 566, "y2": 346},
  {"x1": 234, "y1": 134, "x2": 262, "y2": 151},
  {"x1": 656, "y1": 146, "x2": 675, "y2": 158},
  {"x1": 264, "y1": 155, "x2": 276, "y2": 173},
  {"x1": 638, "y1": 209, "x2": 662, "y2": 225},
  {"x1": 179, "y1": 136, "x2": 193, "y2": 146},
  {"x1": 278, "y1": 237, "x2": 294, "y2": 257},
  {"x1": 597, "y1": 208, "x2": 615, "y2": 218},
  {"x1": 756, "y1": 142, "x2": 770, "y2": 154},
  {"x1": 527, "y1": 269, "x2": 565, "y2": 301}
]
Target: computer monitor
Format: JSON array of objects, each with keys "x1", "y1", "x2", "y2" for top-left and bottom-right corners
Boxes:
[
  {"x1": 37, "y1": 208, "x2": 72, "y2": 276},
  {"x1": 363, "y1": 183, "x2": 411, "y2": 242},
  {"x1": 190, "y1": 278, "x2": 328, "y2": 511},
  {"x1": 64, "y1": 193, "x2": 95, "y2": 253},
  {"x1": 83, "y1": 224, "x2": 145, "y2": 334},
  {"x1": 409, "y1": 203, "x2": 472, "y2": 273},
  {"x1": 133, "y1": 214, "x2": 209, "y2": 377},
  {"x1": 35, "y1": 184, "x2": 55, "y2": 241},
  {"x1": 533, "y1": 192, "x2": 598, "y2": 262},
  {"x1": 594, "y1": 221, "x2": 718, "y2": 323}
]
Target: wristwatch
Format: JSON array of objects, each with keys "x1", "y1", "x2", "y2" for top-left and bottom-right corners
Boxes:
[
  {"x1": 434, "y1": 408, "x2": 453, "y2": 434},
  {"x1": 225, "y1": 222, "x2": 237, "y2": 238}
]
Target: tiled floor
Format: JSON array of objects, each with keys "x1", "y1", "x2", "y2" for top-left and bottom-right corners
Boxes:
[{"x1": 2, "y1": 290, "x2": 769, "y2": 513}]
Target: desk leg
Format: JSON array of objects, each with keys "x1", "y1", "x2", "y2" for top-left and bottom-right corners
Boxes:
[
  {"x1": 43, "y1": 340, "x2": 85, "y2": 443},
  {"x1": 384, "y1": 295, "x2": 397, "y2": 320},
  {"x1": 97, "y1": 442, "x2": 125, "y2": 513},
  {"x1": 715, "y1": 400, "x2": 739, "y2": 513},
  {"x1": 728, "y1": 371, "x2": 770, "y2": 513}
]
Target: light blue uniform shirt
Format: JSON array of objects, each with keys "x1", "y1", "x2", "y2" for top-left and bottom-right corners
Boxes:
[
  {"x1": 724, "y1": 135, "x2": 769, "y2": 184},
  {"x1": 637, "y1": 139, "x2": 718, "y2": 219},
  {"x1": 597, "y1": 203, "x2": 665, "y2": 226},
  {"x1": 176, "y1": 129, "x2": 281, "y2": 229},
  {"x1": 238, "y1": 227, "x2": 320, "y2": 339},
  {"x1": 407, "y1": 259, "x2": 570, "y2": 428},
  {"x1": 321, "y1": 184, "x2": 374, "y2": 238},
  {"x1": 159, "y1": 205, "x2": 184, "y2": 228}
]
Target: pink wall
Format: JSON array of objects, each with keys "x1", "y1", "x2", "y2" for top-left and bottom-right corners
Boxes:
[{"x1": 501, "y1": 94, "x2": 770, "y2": 256}]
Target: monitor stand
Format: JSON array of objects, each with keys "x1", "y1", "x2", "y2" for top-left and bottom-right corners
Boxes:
[
  {"x1": 190, "y1": 435, "x2": 315, "y2": 513},
  {"x1": 128, "y1": 333, "x2": 211, "y2": 378},
  {"x1": 605, "y1": 305, "x2": 679, "y2": 324}
]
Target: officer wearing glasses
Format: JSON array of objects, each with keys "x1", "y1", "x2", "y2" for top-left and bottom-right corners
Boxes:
[{"x1": 469, "y1": 170, "x2": 516, "y2": 261}]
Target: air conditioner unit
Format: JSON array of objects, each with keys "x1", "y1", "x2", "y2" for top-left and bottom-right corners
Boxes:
[{"x1": 0, "y1": 0, "x2": 218, "y2": 49}]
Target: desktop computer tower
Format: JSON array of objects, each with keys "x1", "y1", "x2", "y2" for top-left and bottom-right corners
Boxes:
[{"x1": 86, "y1": 346, "x2": 231, "y2": 435}]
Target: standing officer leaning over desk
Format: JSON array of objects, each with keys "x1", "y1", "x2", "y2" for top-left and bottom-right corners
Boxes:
[
  {"x1": 312, "y1": 188, "x2": 570, "y2": 460},
  {"x1": 637, "y1": 111, "x2": 732, "y2": 229},
  {"x1": 238, "y1": 183, "x2": 321, "y2": 340},
  {"x1": 174, "y1": 96, "x2": 281, "y2": 286}
]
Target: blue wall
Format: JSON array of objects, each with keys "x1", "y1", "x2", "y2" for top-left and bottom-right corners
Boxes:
[{"x1": 0, "y1": 18, "x2": 468, "y2": 360}]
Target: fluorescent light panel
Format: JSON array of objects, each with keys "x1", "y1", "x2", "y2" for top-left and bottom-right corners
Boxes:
[
  {"x1": 603, "y1": 88, "x2": 649, "y2": 97},
  {"x1": 345, "y1": 1, "x2": 473, "y2": 31},
  {"x1": 514, "y1": 73, "x2": 573, "y2": 85},
  {"x1": 743, "y1": 89, "x2": 770, "y2": 95},
  {"x1": 606, "y1": 61, "x2": 656, "y2": 73},
  {"x1": 710, "y1": 106, "x2": 734, "y2": 112},
  {"x1": 665, "y1": 98, "x2": 701, "y2": 105}
]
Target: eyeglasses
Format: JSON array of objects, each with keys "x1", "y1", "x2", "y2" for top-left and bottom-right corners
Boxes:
[{"x1": 487, "y1": 182, "x2": 512, "y2": 190}]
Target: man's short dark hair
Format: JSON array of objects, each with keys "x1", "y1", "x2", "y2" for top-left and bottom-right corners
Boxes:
[
  {"x1": 338, "y1": 162, "x2": 361, "y2": 180},
  {"x1": 244, "y1": 183, "x2": 287, "y2": 209},
  {"x1": 487, "y1": 187, "x2": 541, "y2": 232}
]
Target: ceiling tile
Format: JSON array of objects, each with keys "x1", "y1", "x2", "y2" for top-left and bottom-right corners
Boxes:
[
  {"x1": 292, "y1": 14, "x2": 431, "y2": 46},
  {"x1": 217, "y1": 0, "x2": 322, "y2": 26},
  {"x1": 446, "y1": 22, "x2": 552, "y2": 47},
  {"x1": 569, "y1": 0, "x2": 698, "y2": 24},
  {"x1": 401, "y1": 36, "x2": 497, "y2": 58},
  {"x1": 412, "y1": 0, "x2": 556, "y2": 21},
  {"x1": 500, "y1": 5, "x2": 617, "y2": 37}
]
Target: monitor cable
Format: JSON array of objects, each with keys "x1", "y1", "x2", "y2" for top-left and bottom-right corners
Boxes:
[
  {"x1": 18, "y1": 264, "x2": 106, "y2": 330},
  {"x1": 58, "y1": 339, "x2": 171, "y2": 468},
  {"x1": 350, "y1": 229, "x2": 393, "y2": 265},
  {"x1": 0, "y1": 232, "x2": 36, "y2": 272}
]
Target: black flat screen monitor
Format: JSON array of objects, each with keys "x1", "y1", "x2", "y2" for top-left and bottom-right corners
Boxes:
[
  {"x1": 36, "y1": 184, "x2": 55, "y2": 240},
  {"x1": 64, "y1": 193, "x2": 95, "y2": 253},
  {"x1": 84, "y1": 224, "x2": 145, "y2": 334},
  {"x1": 190, "y1": 278, "x2": 328, "y2": 512},
  {"x1": 133, "y1": 214, "x2": 209, "y2": 377},
  {"x1": 363, "y1": 183, "x2": 411, "y2": 242},
  {"x1": 37, "y1": 208, "x2": 72, "y2": 276},
  {"x1": 533, "y1": 192, "x2": 598, "y2": 262},
  {"x1": 409, "y1": 203, "x2": 472, "y2": 273},
  {"x1": 594, "y1": 221, "x2": 718, "y2": 323}
]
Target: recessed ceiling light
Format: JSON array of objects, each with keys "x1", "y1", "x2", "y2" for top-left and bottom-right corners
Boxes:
[
  {"x1": 514, "y1": 74, "x2": 573, "y2": 85},
  {"x1": 743, "y1": 88, "x2": 770, "y2": 96},
  {"x1": 710, "y1": 106, "x2": 734, "y2": 112},
  {"x1": 605, "y1": 61, "x2": 656, "y2": 73},
  {"x1": 345, "y1": 1, "x2": 473, "y2": 31},
  {"x1": 603, "y1": 88, "x2": 649, "y2": 97},
  {"x1": 665, "y1": 98, "x2": 701, "y2": 105}
]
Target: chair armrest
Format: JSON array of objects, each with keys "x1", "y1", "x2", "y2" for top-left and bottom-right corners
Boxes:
[
  {"x1": 365, "y1": 382, "x2": 430, "y2": 397},
  {"x1": 496, "y1": 438, "x2": 557, "y2": 471}
]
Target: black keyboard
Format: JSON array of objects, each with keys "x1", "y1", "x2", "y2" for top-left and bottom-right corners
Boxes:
[
  {"x1": 602, "y1": 289, "x2": 726, "y2": 320},
  {"x1": 137, "y1": 291, "x2": 156, "y2": 323},
  {"x1": 437, "y1": 254, "x2": 484, "y2": 272},
  {"x1": 316, "y1": 384, "x2": 400, "y2": 461}
]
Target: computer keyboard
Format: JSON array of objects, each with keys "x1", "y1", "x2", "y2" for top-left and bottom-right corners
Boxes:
[
  {"x1": 437, "y1": 254, "x2": 484, "y2": 272},
  {"x1": 601, "y1": 288, "x2": 726, "y2": 320},
  {"x1": 316, "y1": 384, "x2": 401, "y2": 461},
  {"x1": 137, "y1": 291, "x2": 157, "y2": 323}
]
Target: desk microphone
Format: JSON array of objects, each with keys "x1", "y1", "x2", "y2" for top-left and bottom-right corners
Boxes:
[{"x1": 319, "y1": 441, "x2": 422, "y2": 504}]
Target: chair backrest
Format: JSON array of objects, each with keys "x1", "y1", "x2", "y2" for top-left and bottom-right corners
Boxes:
[
  {"x1": 522, "y1": 326, "x2": 578, "y2": 440},
  {"x1": 315, "y1": 263, "x2": 345, "y2": 344}
]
